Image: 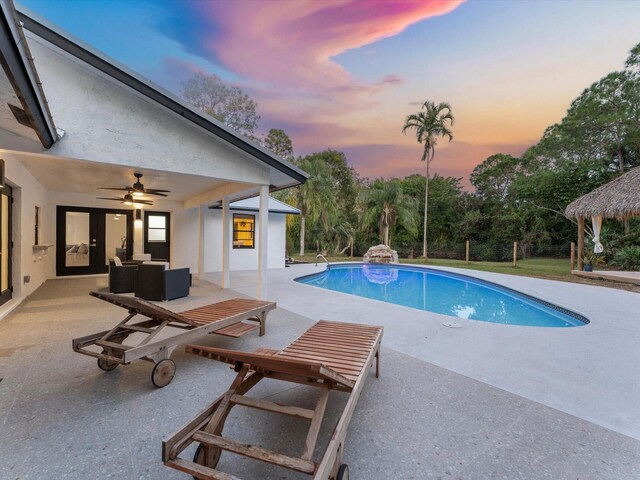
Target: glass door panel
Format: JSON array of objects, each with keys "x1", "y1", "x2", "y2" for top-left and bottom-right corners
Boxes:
[
  {"x1": 57, "y1": 206, "x2": 133, "y2": 276},
  {"x1": 105, "y1": 213, "x2": 128, "y2": 265},
  {"x1": 0, "y1": 186, "x2": 12, "y2": 305},
  {"x1": 1, "y1": 194, "x2": 8, "y2": 292},
  {"x1": 65, "y1": 211, "x2": 91, "y2": 267}
]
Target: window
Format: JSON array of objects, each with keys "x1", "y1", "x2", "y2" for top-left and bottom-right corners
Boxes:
[
  {"x1": 147, "y1": 214, "x2": 166, "y2": 242},
  {"x1": 233, "y1": 214, "x2": 255, "y2": 249}
]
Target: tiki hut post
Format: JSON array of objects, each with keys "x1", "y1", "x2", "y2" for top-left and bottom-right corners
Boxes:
[{"x1": 577, "y1": 216, "x2": 585, "y2": 271}]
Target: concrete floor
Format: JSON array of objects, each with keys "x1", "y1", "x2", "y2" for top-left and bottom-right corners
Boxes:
[
  {"x1": 217, "y1": 263, "x2": 640, "y2": 441},
  {"x1": 1, "y1": 272, "x2": 639, "y2": 479}
]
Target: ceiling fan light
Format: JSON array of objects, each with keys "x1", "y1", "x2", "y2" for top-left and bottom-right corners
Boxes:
[{"x1": 132, "y1": 191, "x2": 144, "y2": 197}]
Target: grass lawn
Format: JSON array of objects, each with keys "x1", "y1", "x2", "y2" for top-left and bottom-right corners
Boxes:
[{"x1": 293, "y1": 254, "x2": 640, "y2": 293}]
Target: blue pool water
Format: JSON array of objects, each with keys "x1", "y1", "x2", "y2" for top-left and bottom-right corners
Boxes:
[{"x1": 295, "y1": 264, "x2": 588, "y2": 327}]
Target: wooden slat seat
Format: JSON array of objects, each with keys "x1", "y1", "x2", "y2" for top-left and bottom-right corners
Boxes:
[
  {"x1": 75, "y1": 293, "x2": 276, "y2": 387},
  {"x1": 214, "y1": 322, "x2": 259, "y2": 338},
  {"x1": 185, "y1": 320, "x2": 382, "y2": 388},
  {"x1": 179, "y1": 299, "x2": 272, "y2": 327},
  {"x1": 277, "y1": 320, "x2": 380, "y2": 382},
  {"x1": 164, "y1": 320, "x2": 383, "y2": 479}
]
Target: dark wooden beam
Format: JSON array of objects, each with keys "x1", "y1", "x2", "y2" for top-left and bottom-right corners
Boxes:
[{"x1": 0, "y1": 2, "x2": 55, "y2": 148}]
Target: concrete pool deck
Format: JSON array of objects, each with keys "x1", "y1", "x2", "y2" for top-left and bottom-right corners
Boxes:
[
  {"x1": 210, "y1": 263, "x2": 640, "y2": 441},
  {"x1": 0, "y1": 269, "x2": 639, "y2": 479}
]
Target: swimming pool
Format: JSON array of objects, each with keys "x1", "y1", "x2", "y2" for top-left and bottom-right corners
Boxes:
[{"x1": 295, "y1": 263, "x2": 588, "y2": 327}]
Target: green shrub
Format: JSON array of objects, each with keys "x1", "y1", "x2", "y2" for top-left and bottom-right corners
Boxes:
[{"x1": 611, "y1": 246, "x2": 640, "y2": 271}]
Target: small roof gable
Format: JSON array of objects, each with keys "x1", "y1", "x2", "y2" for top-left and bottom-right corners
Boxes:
[{"x1": 211, "y1": 196, "x2": 300, "y2": 215}]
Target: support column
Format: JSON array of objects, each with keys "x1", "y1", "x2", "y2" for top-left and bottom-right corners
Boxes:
[
  {"x1": 577, "y1": 216, "x2": 585, "y2": 271},
  {"x1": 257, "y1": 185, "x2": 269, "y2": 300},
  {"x1": 222, "y1": 196, "x2": 231, "y2": 288},
  {"x1": 197, "y1": 205, "x2": 205, "y2": 280}
]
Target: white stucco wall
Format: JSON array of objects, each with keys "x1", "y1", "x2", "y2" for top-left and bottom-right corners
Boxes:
[
  {"x1": 0, "y1": 153, "x2": 51, "y2": 318},
  {"x1": 25, "y1": 33, "x2": 271, "y2": 188},
  {"x1": 204, "y1": 209, "x2": 287, "y2": 272}
]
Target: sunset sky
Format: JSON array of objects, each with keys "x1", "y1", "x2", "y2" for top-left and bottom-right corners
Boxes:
[{"x1": 20, "y1": 0, "x2": 640, "y2": 188}]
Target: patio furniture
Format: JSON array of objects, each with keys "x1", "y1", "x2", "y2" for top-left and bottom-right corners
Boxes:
[
  {"x1": 108, "y1": 257, "x2": 137, "y2": 293},
  {"x1": 72, "y1": 292, "x2": 276, "y2": 387},
  {"x1": 135, "y1": 263, "x2": 190, "y2": 301},
  {"x1": 162, "y1": 320, "x2": 383, "y2": 479}
]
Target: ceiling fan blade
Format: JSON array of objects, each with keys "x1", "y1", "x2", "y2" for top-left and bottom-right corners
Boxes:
[
  {"x1": 98, "y1": 187, "x2": 130, "y2": 192},
  {"x1": 133, "y1": 199, "x2": 154, "y2": 205},
  {"x1": 96, "y1": 197, "x2": 125, "y2": 202},
  {"x1": 146, "y1": 188, "x2": 171, "y2": 192},
  {"x1": 143, "y1": 191, "x2": 169, "y2": 197}
]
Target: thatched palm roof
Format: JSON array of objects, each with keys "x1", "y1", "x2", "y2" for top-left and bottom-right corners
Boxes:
[{"x1": 565, "y1": 166, "x2": 640, "y2": 219}]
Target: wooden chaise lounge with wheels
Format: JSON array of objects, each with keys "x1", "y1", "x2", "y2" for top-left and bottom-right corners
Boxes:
[
  {"x1": 72, "y1": 292, "x2": 276, "y2": 387},
  {"x1": 162, "y1": 320, "x2": 383, "y2": 479}
]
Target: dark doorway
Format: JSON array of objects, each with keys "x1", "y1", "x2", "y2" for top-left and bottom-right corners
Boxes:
[
  {"x1": 144, "y1": 211, "x2": 170, "y2": 262},
  {"x1": 56, "y1": 206, "x2": 133, "y2": 276},
  {"x1": 0, "y1": 185, "x2": 12, "y2": 306}
]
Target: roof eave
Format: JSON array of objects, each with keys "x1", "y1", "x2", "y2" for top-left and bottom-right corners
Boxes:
[
  {"x1": 15, "y1": 5, "x2": 308, "y2": 185},
  {"x1": 0, "y1": 0, "x2": 57, "y2": 148}
]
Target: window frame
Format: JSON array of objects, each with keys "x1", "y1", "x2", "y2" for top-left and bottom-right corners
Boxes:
[
  {"x1": 146, "y1": 214, "x2": 167, "y2": 243},
  {"x1": 233, "y1": 213, "x2": 255, "y2": 249}
]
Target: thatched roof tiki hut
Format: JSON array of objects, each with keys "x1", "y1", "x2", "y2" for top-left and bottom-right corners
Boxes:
[{"x1": 565, "y1": 166, "x2": 640, "y2": 270}]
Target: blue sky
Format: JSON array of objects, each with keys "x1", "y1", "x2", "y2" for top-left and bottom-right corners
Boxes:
[{"x1": 20, "y1": 0, "x2": 640, "y2": 185}]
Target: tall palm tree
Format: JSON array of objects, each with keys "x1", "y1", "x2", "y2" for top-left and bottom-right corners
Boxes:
[
  {"x1": 296, "y1": 157, "x2": 337, "y2": 255},
  {"x1": 402, "y1": 101, "x2": 454, "y2": 257},
  {"x1": 363, "y1": 181, "x2": 417, "y2": 246}
]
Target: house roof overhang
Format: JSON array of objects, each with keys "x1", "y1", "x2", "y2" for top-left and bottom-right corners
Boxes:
[
  {"x1": 15, "y1": 5, "x2": 309, "y2": 189},
  {"x1": 0, "y1": 0, "x2": 57, "y2": 148},
  {"x1": 210, "y1": 196, "x2": 300, "y2": 215}
]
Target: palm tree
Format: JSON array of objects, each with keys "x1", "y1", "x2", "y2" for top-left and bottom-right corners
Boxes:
[
  {"x1": 296, "y1": 157, "x2": 337, "y2": 255},
  {"x1": 363, "y1": 181, "x2": 417, "y2": 246},
  {"x1": 402, "y1": 101, "x2": 454, "y2": 257}
]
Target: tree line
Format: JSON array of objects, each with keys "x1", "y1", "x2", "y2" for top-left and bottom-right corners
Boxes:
[{"x1": 181, "y1": 42, "x2": 640, "y2": 263}]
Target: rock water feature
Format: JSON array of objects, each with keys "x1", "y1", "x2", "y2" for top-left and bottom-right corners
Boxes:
[{"x1": 363, "y1": 244, "x2": 399, "y2": 264}]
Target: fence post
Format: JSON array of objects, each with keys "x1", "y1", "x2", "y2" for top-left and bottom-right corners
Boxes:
[
  {"x1": 570, "y1": 242, "x2": 575, "y2": 271},
  {"x1": 513, "y1": 241, "x2": 518, "y2": 267},
  {"x1": 465, "y1": 240, "x2": 470, "y2": 264}
]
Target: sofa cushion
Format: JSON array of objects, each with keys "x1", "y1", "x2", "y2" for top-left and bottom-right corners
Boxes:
[{"x1": 143, "y1": 260, "x2": 169, "y2": 269}]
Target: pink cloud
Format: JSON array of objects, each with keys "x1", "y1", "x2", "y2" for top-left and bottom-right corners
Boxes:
[{"x1": 186, "y1": 0, "x2": 464, "y2": 99}]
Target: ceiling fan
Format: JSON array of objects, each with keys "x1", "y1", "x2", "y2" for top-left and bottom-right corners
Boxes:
[
  {"x1": 97, "y1": 193, "x2": 154, "y2": 206},
  {"x1": 98, "y1": 173, "x2": 170, "y2": 198}
]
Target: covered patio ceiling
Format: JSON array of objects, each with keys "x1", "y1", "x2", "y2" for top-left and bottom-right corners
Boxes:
[{"x1": 4, "y1": 149, "x2": 255, "y2": 203}]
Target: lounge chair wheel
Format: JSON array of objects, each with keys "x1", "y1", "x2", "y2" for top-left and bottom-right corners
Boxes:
[
  {"x1": 192, "y1": 443, "x2": 221, "y2": 478},
  {"x1": 151, "y1": 359, "x2": 176, "y2": 388},
  {"x1": 97, "y1": 355, "x2": 118, "y2": 372},
  {"x1": 337, "y1": 464, "x2": 349, "y2": 480}
]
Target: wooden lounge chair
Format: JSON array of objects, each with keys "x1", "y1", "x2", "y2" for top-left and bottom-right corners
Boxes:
[
  {"x1": 162, "y1": 320, "x2": 383, "y2": 479},
  {"x1": 72, "y1": 292, "x2": 276, "y2": 387}
]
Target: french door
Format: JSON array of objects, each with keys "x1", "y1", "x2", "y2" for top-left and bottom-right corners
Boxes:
[
  {"x1": 0, "y1": 185, "x2": 12, "y2": 306},
  {"x1": 56, "y1": 206, "x2": 133, "y2": 276}
]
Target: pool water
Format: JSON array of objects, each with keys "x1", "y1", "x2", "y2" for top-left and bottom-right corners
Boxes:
[{"x1": 295, "y1": 264, "x2": 588, "y2": 327}]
